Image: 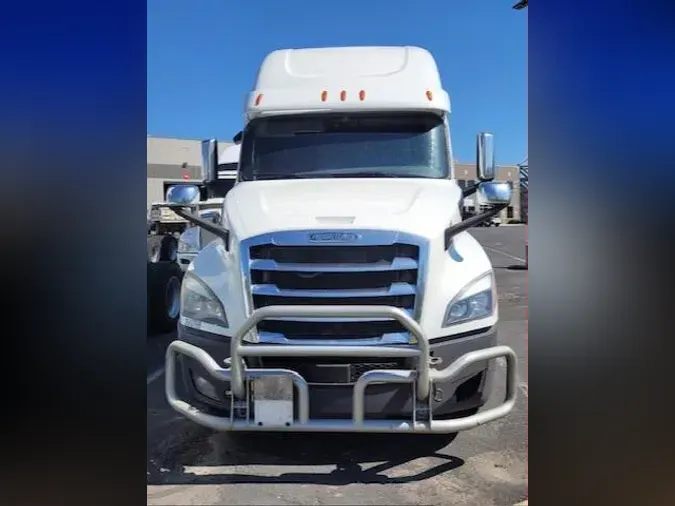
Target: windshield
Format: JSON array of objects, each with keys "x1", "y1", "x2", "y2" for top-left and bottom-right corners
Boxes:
[{"x1": 239, "y1": 112, "x2": 450, "y2": 181}]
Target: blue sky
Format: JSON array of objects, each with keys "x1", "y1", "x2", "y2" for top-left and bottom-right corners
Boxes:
[{"x1": 148, "y1": 0, "x2": 527, "y2": 164}]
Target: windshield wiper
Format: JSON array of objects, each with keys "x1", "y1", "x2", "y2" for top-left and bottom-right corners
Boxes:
[
  {"x1": 251, "y1": 171, "x2": 428, "y2": 180},
  {"x1": 328, "y1": 171, "x2": 402, "y2": 178},
  {"x1": 252, "y1": 172, "x2": 331, "y2": 180}
]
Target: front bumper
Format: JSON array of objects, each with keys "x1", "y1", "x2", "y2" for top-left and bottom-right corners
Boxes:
[{"x1": 166, "y1": 305, "x2": 517, "y2": 434}]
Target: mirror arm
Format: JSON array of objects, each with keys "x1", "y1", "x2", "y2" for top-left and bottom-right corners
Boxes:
[
  {"x1": 444, "y1": 202, "x2": 508, "y2": 250},
  {"x1": 167, "y1": 205, "x2": 230, "y2": 251},
  {"x1": 462, "y1": 183, "x2": 480, "y2": 198}
]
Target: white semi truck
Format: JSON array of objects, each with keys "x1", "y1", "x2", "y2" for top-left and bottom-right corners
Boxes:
[{"x1": 162, "y1": 46, "x2": 517, "y2": 435}]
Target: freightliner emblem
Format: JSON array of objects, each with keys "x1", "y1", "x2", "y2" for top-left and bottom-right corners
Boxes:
[{"x1": 308, "y1": 232, "x2": 360, "y2": 243}]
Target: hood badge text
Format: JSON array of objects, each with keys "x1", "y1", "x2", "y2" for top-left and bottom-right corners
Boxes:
[{"x1": 308, "y1": 232, "x2": 361, "y2": 243}]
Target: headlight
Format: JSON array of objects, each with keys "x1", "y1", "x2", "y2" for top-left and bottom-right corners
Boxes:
[
  {"x1": 181, "y1": 274, "x2": 228, "y2": 327},
  {"x1": 442, "y1": 271, "x2": 495, "y2": 327},
  {"x1": 178, "y1": 228, "x2": 200, "y2": 253}
]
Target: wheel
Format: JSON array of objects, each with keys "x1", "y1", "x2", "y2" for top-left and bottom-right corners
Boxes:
[
  {"x1": 494, "y1": 223, "x2": 500, "y2": 227},
  {"x1": 147, "y1": 235, "x2": 178, "y2": 263},
  {"x1": 148, "y1": 261, "x2": 183, "y2": 333}
]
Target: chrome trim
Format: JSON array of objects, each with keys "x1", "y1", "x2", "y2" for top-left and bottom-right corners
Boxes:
[
  {"x1": 238, "y1": 229, "x2": 429, "y2": 343},
  {"x1": 477, "y1": 132, "x2": 496, "y2": 181},
  {"x1": 237, "y1": 232, "x2": 254, "y2": 321},
  {"x1": 257, "y1": 308, "x2": 415, "y2": 323},
  {"x1": 166, "y1": 185, "x2": 200, "y2": 205},
  {"x1": 164, "y1": 311, "x2": 517, "y2": 433},
  {"x1": 256, "y1": 331, "x2": 413, "y2": 346},
  {"x1": 250, "y1": 257, "x2": 419, "y2": 272},
  {"x1": 167, "y1": 339, "x2": 518, "y2": 433},
  {"x1": 250, "y1": 282, "x2": 416, "y2": 298},
  {"x1": 228, "y1": 305, "x2": 429, "y2": 399},
  {"x1": 245, "y1": 229, "x2": 414, "y2": 247},
  {"x1": 477, "y1": 181, "x2": 512, "y2": 205}
]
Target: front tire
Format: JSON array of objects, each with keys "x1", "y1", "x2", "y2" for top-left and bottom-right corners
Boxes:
[
  {"x1": 147, "y1": 235, "x2": 178, "y2": 263},
  {"x1": 148, "y1": 262, "x2": 183, "y2": 333}
]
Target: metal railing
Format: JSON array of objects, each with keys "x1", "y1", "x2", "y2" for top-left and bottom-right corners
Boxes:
[{"x1": 166, "y1": 305, "x2": 518, "y2": 433}]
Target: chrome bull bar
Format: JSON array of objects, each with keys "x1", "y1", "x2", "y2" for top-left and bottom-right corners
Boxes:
[{"x1": 165, "y1": 305, "x2": 518, "y2": 433}]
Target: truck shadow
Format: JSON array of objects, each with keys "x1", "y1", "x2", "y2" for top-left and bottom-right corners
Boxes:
[
  {"x1": 493, "y1": 264, "x2": 527, "y2": 271},
  {"x1": 147, "y1": 424, "x2": 465, "y2": 486}
]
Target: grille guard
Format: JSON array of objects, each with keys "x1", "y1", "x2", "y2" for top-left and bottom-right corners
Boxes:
[{"x1": 165, "y1": 305, "x2": 518, "y2": 434}]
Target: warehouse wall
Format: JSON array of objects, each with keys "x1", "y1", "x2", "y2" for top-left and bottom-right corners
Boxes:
[{"x1": 147, "y1": 136, "x2": 233, "y2": 206}]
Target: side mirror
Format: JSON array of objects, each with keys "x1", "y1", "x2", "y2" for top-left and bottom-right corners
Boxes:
[
  {"x1": 201, "y1": 139, "x2": 219, "y2": 183},
  {"x1": 166, "y1": 185, "x2": 200, "y2": 205},
  {"x1": 476, "y1": 132, "x2": 496, "y2": 181},
  {"x1": 477, "y1": 181, "x2": 512, "y2": 206},
  {"x1": 165, "y1": 185, "x2": 231, "y2": 251},
  {"x1": 444, "y1": 181, "x2": 511, "y2": 249},
  {"x1": 232, "y1": 131, "x2": 243, "y2": 144}
]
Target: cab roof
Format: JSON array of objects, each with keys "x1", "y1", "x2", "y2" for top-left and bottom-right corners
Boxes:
[{"x1": 246, "y1": 46, "x2": 450, "y2": 121}]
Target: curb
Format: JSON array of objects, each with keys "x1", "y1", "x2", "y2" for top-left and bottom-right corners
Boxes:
[{"x1": 513, "y1": 501, "x2": 528, "y2": 506}]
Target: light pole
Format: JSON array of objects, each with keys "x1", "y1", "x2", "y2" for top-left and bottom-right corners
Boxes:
[{"x1": 513, "y1": 0, "x2": 527, "y2": 270}]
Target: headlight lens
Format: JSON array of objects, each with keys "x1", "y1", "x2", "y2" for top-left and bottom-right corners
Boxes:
[
  {"x1": 442, "y1": 271, "x2": 495, "y2": 327},
  {"x1": 181, "y1": 274, "x2": 228, "y2": 327}
]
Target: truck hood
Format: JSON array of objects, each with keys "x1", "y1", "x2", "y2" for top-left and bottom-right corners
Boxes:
[{"x1": 224, "y1": 178, "x2": 462, "y2": 240}]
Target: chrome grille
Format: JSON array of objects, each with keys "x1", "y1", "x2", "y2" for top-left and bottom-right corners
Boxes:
[{"x1": 241, "y1": 230, "x2": 426, "y2": 344}]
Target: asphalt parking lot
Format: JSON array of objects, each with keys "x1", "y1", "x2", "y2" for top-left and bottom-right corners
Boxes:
[{"x1": 147, "y1": 225, "x2": 528, "y2": 506}]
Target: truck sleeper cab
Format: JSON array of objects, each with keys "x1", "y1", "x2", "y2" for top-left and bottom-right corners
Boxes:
[{"x1": 164, "y1": 46, "x2": 517, "y2": 434}]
